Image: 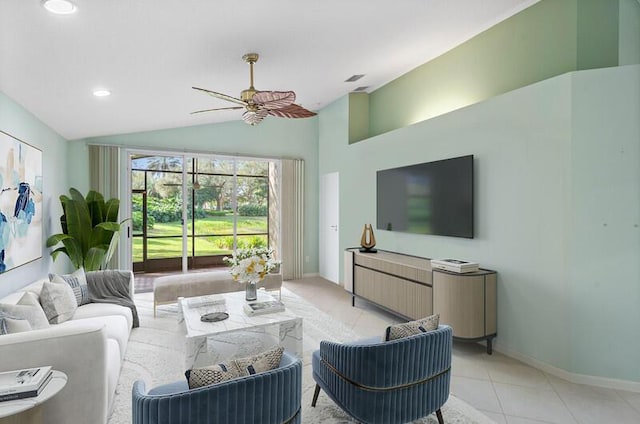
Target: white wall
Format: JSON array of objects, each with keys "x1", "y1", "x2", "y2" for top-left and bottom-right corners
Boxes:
[
  {"x1": 0, "y1": 92, "x2": 69, "y2": 297},
  {"x1": 318, "y1": 65, "x2": 640, "y2": 383}
]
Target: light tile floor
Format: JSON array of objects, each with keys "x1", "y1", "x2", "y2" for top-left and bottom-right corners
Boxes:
[{"x1": 284, "y1": 277, "x2": 640, "y2": 424}]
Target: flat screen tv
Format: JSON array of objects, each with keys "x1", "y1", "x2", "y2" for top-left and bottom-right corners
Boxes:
[{"x1": 376, "y1": 155, "x2": 474, "y2": 238}]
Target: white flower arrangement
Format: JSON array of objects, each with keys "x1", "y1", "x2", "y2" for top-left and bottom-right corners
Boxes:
[{"x1": 223, "y1": 247, "x2": 280, "y2": 284}]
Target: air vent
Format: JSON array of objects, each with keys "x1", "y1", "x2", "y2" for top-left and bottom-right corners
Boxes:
[
  {"x1": 345, "y1": 74, "x2": 365, "y2": 82},
  {"x1": 353, "y1": 86, "x2": 370, "y2": 92}
]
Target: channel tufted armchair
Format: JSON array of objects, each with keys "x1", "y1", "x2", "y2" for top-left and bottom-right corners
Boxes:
[
  {"x1": 132, "y1": 351, "x2": 302, "y2": 424},
  {"x1": 312, "y1": 325, "x2": 453, "y2": 424}
]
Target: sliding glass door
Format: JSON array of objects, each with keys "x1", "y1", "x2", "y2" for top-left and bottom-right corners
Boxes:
[{"x1": 130, "y1": 153, "x2": 274, "y2": 273}]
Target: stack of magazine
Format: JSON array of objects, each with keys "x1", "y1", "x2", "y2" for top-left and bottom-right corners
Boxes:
[
  {"x1": 0, "y1": 366, "x2": 53, "y2": 402},
  {"x1": 243, "y1": 299, "x2": 285, "y2": 316}
]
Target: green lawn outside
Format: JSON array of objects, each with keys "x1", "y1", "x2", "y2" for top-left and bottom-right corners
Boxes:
[{"x1": 133, "y1": 216, "x2": 267, "y2": 261}]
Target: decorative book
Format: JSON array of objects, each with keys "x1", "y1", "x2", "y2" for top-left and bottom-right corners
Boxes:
[
  {"x1": 243, "y1": 300, "x2": 285, "y2": 316},
  {"x1": 0, "y1": 366, "x2": 53, "y2": 402}
]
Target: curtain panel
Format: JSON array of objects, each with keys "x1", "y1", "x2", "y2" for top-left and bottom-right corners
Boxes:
[{"x1": 280, "y1": 159, "x2": 304, "y2": 280}]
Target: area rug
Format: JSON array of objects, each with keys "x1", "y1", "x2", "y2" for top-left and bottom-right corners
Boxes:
[{"x1": 108, "y1": 288, "x2": 495, "y2": 424}]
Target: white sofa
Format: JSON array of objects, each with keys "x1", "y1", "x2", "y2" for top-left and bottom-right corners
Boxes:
[{"x1": 0, "y1": 271, "x2": 134, "y2": 424}]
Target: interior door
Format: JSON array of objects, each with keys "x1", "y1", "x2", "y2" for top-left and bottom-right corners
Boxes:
[{"x1": 319, "y1": 172, "x2": 339, "y2": 284}]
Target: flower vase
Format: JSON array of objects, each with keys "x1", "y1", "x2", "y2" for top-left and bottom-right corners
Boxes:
[{"x1": 245, "y1": 281, "x2": 257, "y2": 301}]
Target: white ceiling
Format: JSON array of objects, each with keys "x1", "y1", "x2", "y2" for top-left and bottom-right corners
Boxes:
[{"x1": 0, "y1": 0, "x2": 537, "y2": 140}]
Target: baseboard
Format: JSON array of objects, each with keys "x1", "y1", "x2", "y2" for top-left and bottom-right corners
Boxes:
[
  {"x1": 493, "y1": 341, "x2": 640, "y2": 393},
  {"x1": 302, "y1": 272, "x2": 320, "y2": 278}
]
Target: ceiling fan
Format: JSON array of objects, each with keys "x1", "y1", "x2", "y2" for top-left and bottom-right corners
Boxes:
[{"x1": 191, "y1": 53, "x2": 317, "y2": 125}]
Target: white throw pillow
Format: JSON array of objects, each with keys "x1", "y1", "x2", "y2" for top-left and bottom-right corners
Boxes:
[
  {"x1": 0, "y1": 291, "x2": 50, "y2": 330},
  {"x1": 40, "y1": 280, "x2": 78, "y2": 324}
]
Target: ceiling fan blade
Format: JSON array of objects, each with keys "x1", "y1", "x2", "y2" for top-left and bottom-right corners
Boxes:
[
  {"x1": 252, "y1": 91, "x2": 296, "y2": 110},
  {"x1": 192, "y1": 86, "x2": 247, "y2": 106},
  {"x1": 268, "y1": 103, "x2": 317, "y2": 119},
  {"x1": 242, "y1": 109, "x2": 269, "y2": 126},
  {"x1": 190, "y1": 106, "x2": 244, "y2": 115}
]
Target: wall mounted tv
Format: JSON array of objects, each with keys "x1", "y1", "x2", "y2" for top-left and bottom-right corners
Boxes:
[{"x1": 376, "y1": 155, "x2": 474, "y2": 238}]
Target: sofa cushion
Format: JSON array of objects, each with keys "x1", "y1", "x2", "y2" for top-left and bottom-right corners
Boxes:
[
  {"x1": 73, "y1": 302, "x2": 134, "y2": 330},
  {"x1": 40, "y1": 280, "x2": 78, "y2": 324},
  {"x1": 0, "y1": 292, "x2": 50, "y2": 330},
  {"x1": 384, "y1": 314, "x2": 440, "y2": 341},
  {"x1": 186, "y1": 346, "x2": 284, "y2": 389},
  {"x1": 49, "y1": 268, "x2": 90, "y2": 306}
]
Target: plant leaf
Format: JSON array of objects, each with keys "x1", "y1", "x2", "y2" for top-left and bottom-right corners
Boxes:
[{"x1": 84, "y1": 247, "x2": 106, "y2": 271}]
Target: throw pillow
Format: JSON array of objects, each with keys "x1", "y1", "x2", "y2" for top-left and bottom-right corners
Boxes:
[
  {"x1": 384, "y1": 314, "x2": 440, "y2": 341},
  {"x1": 185, "y1": 346, "x2": 285, "y2": 389},
  {"x1": 49, "y1": 268, "x2": 90, "y2": 306},
  {"x1": 0, "y1": 312, "x2": 32, "y2": 335},
  {"x1": 0, "y1": 292, "x2": 50, "y2": 330},
  {"x1": 40, "y1": 280, "x2": 78, "y2": 324}
]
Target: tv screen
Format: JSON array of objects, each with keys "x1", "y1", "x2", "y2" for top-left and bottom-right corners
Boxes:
[{"x1": 376, "y1": 155, "x2": 474, "y2": 238}]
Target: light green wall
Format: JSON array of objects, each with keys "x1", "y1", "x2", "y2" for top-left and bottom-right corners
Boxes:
[
  {"x1": 318, "y1": 65, "x2": 640, "y2": 382},
  {"x1": 71, "y1": 117, "x2": 321, "y2": 274},
  {"x1": 0, "y1": 92, "x2": 69, "y2": 297},
  {"x1": 368, "y1": 0, "x2": 578, "y2": 137},
  {"x1": 568, "y1": 65, "x2": 640, "y2": 380},
  {"x1": 368, "y1": 0, "x2": 626, "y2": 139},
  {"x1": 619, "y1": 0, "x2": 640, "y2": 65}
]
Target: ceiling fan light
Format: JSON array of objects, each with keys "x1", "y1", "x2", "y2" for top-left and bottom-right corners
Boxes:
[{"x1": 42, "y1": 0, "x2": 77, "y2": 14}]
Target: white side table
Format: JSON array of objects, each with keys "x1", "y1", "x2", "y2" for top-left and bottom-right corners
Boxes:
[{"x1": 0, "y1": 371, "x2": 67, "y2": 424}]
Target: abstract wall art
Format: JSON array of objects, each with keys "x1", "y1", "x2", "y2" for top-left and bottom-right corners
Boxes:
[{"x1": 0, "y1": 130, "x2": 43, "y2": 273}]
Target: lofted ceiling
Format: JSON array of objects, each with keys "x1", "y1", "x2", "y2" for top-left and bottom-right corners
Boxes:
[{"x1": 0, "y1": 0, "x2": 538, "y2": 140}]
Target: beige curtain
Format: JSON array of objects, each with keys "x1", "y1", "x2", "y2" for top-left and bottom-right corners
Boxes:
[
  {"x1": 88, "y1": 145, "x2": 120, "y2": 200},
  {"x1": 280, "y1": 159, "x2": 304, "y2": 280},
  {"x1": 88, "y1": 145, "x2": 121, "y2": 268}
]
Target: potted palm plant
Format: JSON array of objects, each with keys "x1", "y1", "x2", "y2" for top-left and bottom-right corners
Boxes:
[{"x1": 46, "y1": 188, "x2": 126, "y2": 271}]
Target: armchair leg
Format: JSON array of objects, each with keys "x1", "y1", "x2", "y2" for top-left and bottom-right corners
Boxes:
[
  {"x1": 311, "y1": 384, "x2": 321, "y2": 407},
  {"x1": 436, "y1": 408, "x2": 444, "y2": 424}
]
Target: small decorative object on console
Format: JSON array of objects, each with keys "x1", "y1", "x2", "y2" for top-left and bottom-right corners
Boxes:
[
  {"x1": 431, "y1": 259, "x2": 479, "y2": 273},
  {"x1": 0, "y1": 366, "x2": 53, "y2": 402},
  {"x1": 243, "y1": 300, "x2": 285, "y2": 316},
  {"x1": 359, "y1": 224, "x2": 377, "y2": 253}
]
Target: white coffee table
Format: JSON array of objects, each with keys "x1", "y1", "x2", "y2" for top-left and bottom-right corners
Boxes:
[
  {"x1": 179, "y1": 291, "x2": 303, "y2": 369},
  {"x1": 0, "y1": 370, "x2": 67, "y2": 424}
]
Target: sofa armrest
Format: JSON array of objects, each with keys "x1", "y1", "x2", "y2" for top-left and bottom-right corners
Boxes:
[{"x1": 0, "y1": 323, "x2": 110, "y2": 424}]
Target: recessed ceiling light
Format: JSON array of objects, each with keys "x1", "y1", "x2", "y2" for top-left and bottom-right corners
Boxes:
[
  {"x1": 93, "y1": 89, "x2": 111, "y2": 97},
  {"x1": 42, "y1": 0, "x2": 77, "y2": 15}
]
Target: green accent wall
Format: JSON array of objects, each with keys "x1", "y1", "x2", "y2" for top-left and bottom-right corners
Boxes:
[
  {"x1": 368, "y1": 0, "x2": 624, "y2": 139},
  {"x1": 619, "y1": 0, "x2": 640, "y2": 65},
  {"x1": 0, "y1": 92, "x2": 70, "y2": 297},
  {"x1": 577, "y1": 0, "x2": 619, "y2": 69}
]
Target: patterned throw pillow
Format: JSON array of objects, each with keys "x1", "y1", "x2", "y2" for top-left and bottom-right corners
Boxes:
[
  {"x1": 0, "y1": 292, "x2": 50, "y2": 330},
  {"x1": 40, "y1": 280, "x2": 78, "y2": 324},
  {"x1": 186, "y1": 346, "x2": 284, "y2": 389},
  {"x1": 49, "y1": 268, "x2": 90, "y2": 306},
  {"x1": 384, "y1": 314, "x2": 440, "y2": 341}
]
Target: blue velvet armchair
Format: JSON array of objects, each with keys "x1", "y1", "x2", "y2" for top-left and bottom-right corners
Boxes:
[
  {"x1": 132, "y1": 351, "x2": 302, "y2": 424},
  {"x1": 312, "y1": 325, "x2": 453, "y2": 424}
]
